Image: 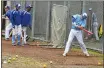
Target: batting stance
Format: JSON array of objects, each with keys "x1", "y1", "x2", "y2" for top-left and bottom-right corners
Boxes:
[
  {"x1": 63, "y1": 13, "x2": 89, "y2": 57},
  {"x1": 21, "y1": 5, "x2": 32, "y2": 45},
  {"x1": 4, "y1": 6, "x2": 13, "y2": 40},
  {"x1": 12, "y1": 4, "x2": 22, "y2": 46}
]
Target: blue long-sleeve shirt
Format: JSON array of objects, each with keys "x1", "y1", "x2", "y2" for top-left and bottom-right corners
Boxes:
[
  {"x1": 21, "y1": 10, "x2": 31, "y2": 27},
  {"x1": 72, "y1": 14, "x2": 86, "y2": 30},
  {"x1": 5, "y1": 10, "x2": 13, "y2": 23},
  {"x1": 12, "y1": 10, "x2": 22, "y2": 26}
]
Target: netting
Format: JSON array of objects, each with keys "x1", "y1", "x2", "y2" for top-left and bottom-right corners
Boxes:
[{"x1": 51, "y1": 4, "x2": 68, "y2": 48}]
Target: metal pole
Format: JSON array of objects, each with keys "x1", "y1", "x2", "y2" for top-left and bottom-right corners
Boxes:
[
  {"x1": 65, "y1": 1, "x2": 70, "y2": 42},
  {"x1": 31, "y1": 1, "x2": 36, "y2": 37},
  {"x1": 82, "y1": 1, "x2": 86, "y2": 13},
  {"x1": 81, "y1": 1, "x2": 86, "y2": 38},
  {"x1": 102, "y1": 1, "x2": 104, "y2": 53},
  {"x1": 1, "y1": 1, "x2": 3, "y2": 16},
  {"x1": 46, "y1": 1, "x2": 50, "y2": 41},
  {"x1": 21, "y1": 0, "x2": 25, "y2": 10}
]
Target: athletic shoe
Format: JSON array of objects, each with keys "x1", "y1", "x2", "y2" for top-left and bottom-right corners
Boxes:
[
  {"x1": 84, "y1": 52, "x2": 90, "y2": 56},
  {"x1": 26, "y1": 36, "x2": 30, "y2": 41},
  {"x1": 63, "y1": 52, "x2": 67, "y2": 57},
  {"x1": 5, "y1": 38, "x2": 9, "y2": 41},
  {"x1": 12, "y1": 43, "x2": 16, "y2": 46},
  {"x1": 17, "y1": 42, "x2": 21, "y2": 46}
]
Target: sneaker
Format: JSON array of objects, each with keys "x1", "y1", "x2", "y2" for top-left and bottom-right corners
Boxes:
[
  {"x1": 63, "y1": 52, "x2": 67, "y2": 57},
  {"x1": 17, "y1": 42, "x2": 21, "y2": 46},
  {"x1": 84, "y1": 52, "x2": 90, "y2": 56},
  {"x1": 26, "y1": 36, "x2": 30, "y2": 41},
  {"x1": 5, "y1": 38, "x2": 9, "y2": 41},
  {"x1": 21, "y1": 44, "x2": 25, "y2": 46},
  {"x1": 12, "y1": 43, "x2": 16, "y2": 46},
  {"x1": 22, "y1": 41, "x2": 24, "y2": 45}
]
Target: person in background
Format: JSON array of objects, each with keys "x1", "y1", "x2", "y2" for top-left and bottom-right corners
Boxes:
[
  {"x1": 85, "y1": 8, "x2": 99, "y2": 41},
  {"x1": 4, "y1": 6, "x2": 13, "y2": 40},
  {"x1": 12, "y1": 4, "x2": 22, "y2": 46},
  {"x1": 21, "y1": 5, "x2": 32, "y2": 46}
]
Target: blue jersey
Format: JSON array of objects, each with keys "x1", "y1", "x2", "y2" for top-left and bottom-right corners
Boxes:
[
  {"x1": 72, "y1": 14, "x2": 86, "y2": 30},
  {"x1": 21, "y1": 10, "x2": 31, "y2": 27},
  {"x1": 12, "y1": 10, "x2": 22, "y2": 26},
  {"x1": 5, "y1": 10, "x2": 13, "y2": 23}
]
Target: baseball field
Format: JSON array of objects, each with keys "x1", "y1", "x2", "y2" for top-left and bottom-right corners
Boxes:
[{"x1": 2, "y1": 38, "x2": 103, "y2": 68}]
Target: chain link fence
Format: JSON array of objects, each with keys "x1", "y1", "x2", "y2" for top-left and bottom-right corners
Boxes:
[{"x1": 1, "y1": 1, "x2": 103, "y2": 51}]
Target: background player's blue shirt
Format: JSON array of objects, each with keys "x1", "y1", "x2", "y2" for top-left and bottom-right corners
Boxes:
[
  {"x1": 21, "y1": 10, "x2": 31, "y2": 27},
  {"x1": 12, "y1": 10, "x2": 22, "y2": 26},
  {"x1": 72, "y1": 14, "x2": 86, "y2": 30},
  {"x1": 5, "y1": 10, "x2": 13, "y2": 23}
]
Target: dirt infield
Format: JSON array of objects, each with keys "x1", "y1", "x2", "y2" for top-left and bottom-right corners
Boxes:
[{"x1": 2, "y1": 39, "x2": 103, "y2": 68}]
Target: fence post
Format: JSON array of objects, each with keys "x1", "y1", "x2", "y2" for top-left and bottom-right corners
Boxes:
[
  {"x1": 102, "y1": 1, "x2": 104, "y2": 54},
  {"x1": 65, "y1": 1, "x2": 70, "y2": 43},
  {"x1": 31, "y1": 1, "x2": 36, "y2": 38},
  {"x1": 46, "y1": 1, "x2": 50, "y2": 41},
  {"x1": 82, "y1": 1, "x2": 86, "y2": 13}
]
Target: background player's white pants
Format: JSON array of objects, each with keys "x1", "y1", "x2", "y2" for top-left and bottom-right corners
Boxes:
[
  {"x1": 12, "y1": 25, "x2": 22, "y2": 44},
  {"x1": 93, "y1": 22, "x2": 99, "y2": 40},
  {"x1": 64, "y1": 29, "x2": 88, "y2": 54},
  {"x1": 12, "y1": 25, "x2": 22, "y2": 35},
  {"x1": 5, "y1": 23, "x2": 12, "y2": 39},
  {"x1": 22, "y1": 27, "x2": 27, "y2": 44}
]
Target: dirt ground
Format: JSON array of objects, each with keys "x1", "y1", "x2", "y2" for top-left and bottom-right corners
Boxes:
[{"x1": 2, "y1": 39, "x2": 103, "y2": 68}]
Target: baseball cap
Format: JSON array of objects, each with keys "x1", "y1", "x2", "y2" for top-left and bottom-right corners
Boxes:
[
  {"x1": 26, "y1": 5, "x2": 32, "y2": 8},
  {"x1": 82, "y1": 13, "x2": 87, "y2": 17},
  {"x1": 89, "y1": 8, "x2": 92, "y2": 11},
  {"x1": 5, "y1": 5, "x2": 10, "y2": 9},
  {"x1": 82, "y1": 13, "x2": 87, "y2": 19},
  {"x1": 15, "y1": 4, "x2": 21, "y2": 8}
]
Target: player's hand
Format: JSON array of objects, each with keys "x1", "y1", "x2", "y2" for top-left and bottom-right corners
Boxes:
[
  {"x1": 77, "y1": 26, "x2": 83, "y2": 29},
  {"x1": 29, "y1": 26, "x2": 32, "y2": 30},
  {"x1": 12, "y1": 25, "x2": 15, "y2": 28}
]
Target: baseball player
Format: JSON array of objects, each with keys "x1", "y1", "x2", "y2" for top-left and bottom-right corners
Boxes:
[
  {"x1": 21, "y1": 5, "x2": 32, "y2": 45},
  {"x1": 85, "y1": 8, "x2": 99, "y2": 41},
  {"x1": 12, "y1": 4, "x2": 22, "y2": 46},
  {"x1": 63, "y1": 13, "x2": 89, "y2": 57},
  {"x1": 89, "y1": 8, "x2": 99, "y2": 41},
  {"x1": 4, "y1": 6, "x2": 13, "y2": 40}
]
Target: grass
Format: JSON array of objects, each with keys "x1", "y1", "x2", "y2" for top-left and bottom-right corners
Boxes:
[{"x1": 2, "y1": 55, "x2": 51, "y2": 68}]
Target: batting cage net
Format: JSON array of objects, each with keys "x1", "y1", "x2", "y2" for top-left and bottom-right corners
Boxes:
[{"x1": 51, "y1": 4, "x2": 68, "y2": 48}]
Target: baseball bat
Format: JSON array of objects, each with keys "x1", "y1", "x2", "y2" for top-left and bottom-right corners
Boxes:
[
  {"x1": 72, "y1": 23, "x2": 93, "y2": 35},
  {"x1": 81, "y1": 28, "x2": 93, "y2": 35}
]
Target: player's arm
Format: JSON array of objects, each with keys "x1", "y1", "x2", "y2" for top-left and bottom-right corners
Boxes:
[
  {"x1": 21, "y1": 11, "x2": 24, "y2": 25},
  {"x1": 72, "y1": 15, "x2": 78, "y2": 27},
  {"x1": 11, "y1": 11, "x2": 15, "y2": 27},
  {"x1": 2, "y1": 14, "x2": 6, "y2": 19},
  {"x1": 28, "y1": 14, "x2": 32, "y2": 29},
  {"x1": 2, "y1": 13, "x2": 9, "y2": 20},
  {"x1": 77, "y1": 20, "x2": 86, "y2": 29}
]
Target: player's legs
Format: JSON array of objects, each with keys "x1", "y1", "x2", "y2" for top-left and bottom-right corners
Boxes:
[
  {"x1": 75, "y1": 30, "x2": 89, "y2": 56},
  {"x1": 12, "y1": 25, "x2": 17, "y2": 45},
  {"x1": 63, "y1": 29, "x2": 75, "y2": 56},
  {"x1": 22, "y1": 26, "x2": 27, "y2": 44},
  {"x1": 5, "y1": 23, "x2": 12, "y2": 40},
  {"x1": 93, "y1": 22, "x2": 99, "y2": 41},
  {"x1": 17, "y1": 25, "x2": 22, "y2": 45}
]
